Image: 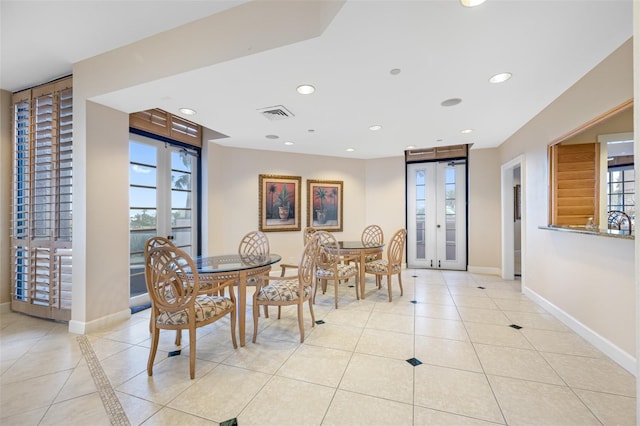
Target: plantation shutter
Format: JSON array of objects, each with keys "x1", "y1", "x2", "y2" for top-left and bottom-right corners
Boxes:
[
  {"x1": 129, "y1": 108, "x2": 201, "y2": 148},
  {"x1": 10, "y1": 77, "x2": 73, "y2": 321},
  {"x1": 549, "y1": 142, "x2": 600, "y2": 227}
]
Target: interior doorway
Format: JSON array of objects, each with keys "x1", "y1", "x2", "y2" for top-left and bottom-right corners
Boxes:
[{"x1": 501, "y1": 155, "x2": 524, "y2": 281}]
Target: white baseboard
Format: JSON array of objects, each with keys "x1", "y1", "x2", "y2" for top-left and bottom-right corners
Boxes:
[
  {"x1": 524, "y1": 287, "x2": 636, "y2": 375},
  {"x1": 68, "y1": 308, "x2": 131, "y2": 335},
  {"x1": 467, "y1": 265, "x2": 501, "y2": 276}
]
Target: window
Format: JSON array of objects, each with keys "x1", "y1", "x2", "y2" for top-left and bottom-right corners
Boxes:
[
  {"x1": 607, "y1": 166, "x2": 634, "y2": 224},
  {"x1": 10, "y1": 77, "x2": 73, "y2": 321}
]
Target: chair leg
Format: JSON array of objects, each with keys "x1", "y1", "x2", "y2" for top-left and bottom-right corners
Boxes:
[
  {"x1": 147, "y1": 326, "x2": 160, "y2": 376},
  {"x1": 189, "y1": 327, "x2": 196, "y2": 380},
  {"x1": 230, "y1": 307, "x2": 238, "y2": 349},
  {"x1": 308, "y1": 298, "x2": 316, "y2": 326},
  {"x1": 297, "y1": 302, "x2": 305, "y2": 343},
  {"x1": 175, "y1": 330, "x2": 182, "y2": 346},
  {"x1": 387, "y1": 273, "x2": 393, "y2": 302},
  {"x1": 334, "y1": 280, "x2": 339, "y2": 309},
  {"x1": 263, "y1": 305, "x2": 269, "y2": 318},
  {"x1": 398, "y1": 272, "x2": 403, "y2": 296},
  {"x1": 278, "y1": 306, "x2": 282, "y2": 319},
  {"x1": 252, "y1": 302, "x2": 260, "y2": 343}
]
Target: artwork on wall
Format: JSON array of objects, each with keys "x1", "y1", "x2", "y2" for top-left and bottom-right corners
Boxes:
[
  {"x1": 307, "y1": 179, "x2": 343, "y2": 231},
  {"x1": 259, "y1": 174, "x2": 302, "y2": 232}
]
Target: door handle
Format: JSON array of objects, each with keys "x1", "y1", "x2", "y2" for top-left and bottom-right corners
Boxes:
[
  {"x1": 167, "y1": 235, "x2": 174, "y2": 240},
  {"x1": 438, "y1": 260, "x2": 441, "y2": 268}
]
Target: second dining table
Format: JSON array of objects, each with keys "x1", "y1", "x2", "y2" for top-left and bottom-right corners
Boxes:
[
  {"x1": 193, "y1": 253, "x2": 281, "y2": 347},
  {"x1": 326, "y1": 241, "x2": 384, "y2": 299}
]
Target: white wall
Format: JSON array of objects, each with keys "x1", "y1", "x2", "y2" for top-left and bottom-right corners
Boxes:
[{"x1": 499, "y1": 38, "x2": 635, "y2": 368}]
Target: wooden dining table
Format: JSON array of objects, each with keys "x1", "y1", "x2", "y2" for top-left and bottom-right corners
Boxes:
[
  {"x1": 328, "y1": 241, "x2": 384, "y2": 299},
  {"x1": 193, "y1": 253, "x2": 281, "y2": 347}
]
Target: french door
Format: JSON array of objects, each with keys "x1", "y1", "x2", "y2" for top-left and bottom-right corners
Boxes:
[
  {"x1": 129, "y1": 133, "x2": 198, "y2": 299},
  {"x1": 407, "y1": 161, "x2": 467, "y2": 270}
]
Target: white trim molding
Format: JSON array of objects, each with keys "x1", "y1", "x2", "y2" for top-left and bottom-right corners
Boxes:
[
  {"x1": 524, "y1": 287, "x2": 636, "y2": 375},
  {"x1": 68, "y1": 308, "x2": 131, "y2": 335},
  {"x1": 467, "y1": 266, "x2": 501, "y2": 276}
]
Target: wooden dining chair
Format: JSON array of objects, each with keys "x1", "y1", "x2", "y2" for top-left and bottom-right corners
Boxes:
[
  {"x1": 252, "y1": 234, "x2": 318, "y2": 343},
  {"x1": 238, "y1": 230, "x2": 271, "y2": 317},
  {"x1": 313, "y1": 231, "x2": 359, "y2": 308},
  {"x1": 145, "y1": 245, "x2": 237, "y2": 379},
  {"x1": 364, "y1": 228, "x2": 406, "y2": 302}
]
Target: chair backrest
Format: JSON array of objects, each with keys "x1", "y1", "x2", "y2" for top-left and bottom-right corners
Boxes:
[
  {"x1": 387, "y1": 228, "x2": 407, "y2": 266},
  {"x1": 298, "y1": 233, "x2": 320, "y2": 288},
  {"x1": 144, "y1": 236, "x2": 175, "y2": 259},
  {"x1": 608, "y1": 210, "x2": 632, "y2": 232},
  {"x1": 361, "y1": 225, "x2": 384, "y2": 245},
  {"x1": 146, "y1": 245, "x2": 199, "y2": 313},
  {"x1": 303, "y1": 227, "x2": 317, "y2": 245},
  {"x1": 314, "y1": 230, "x2": 340, "y2": 269},
  {"x1": 238, "y1": 230, "x2": 270, "y2": 262}
]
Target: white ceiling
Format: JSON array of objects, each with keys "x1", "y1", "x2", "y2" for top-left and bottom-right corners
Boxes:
[{"x1": 1, "y1": 0, "x2": 633, "y2": 159}]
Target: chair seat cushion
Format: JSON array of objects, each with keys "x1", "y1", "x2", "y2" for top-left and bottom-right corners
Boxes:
[
  {"x1": 256, "y1": 279, "x2": 310, "y2": 302},
  {"x1": 157, "y1": 295, "x2": 234, "y2": 326},
  {"x1": 365, "y1": 259, "x2": 400, "y2": 274},
  {"x1": 316, "y1": 263, "x2": 357, "y2": 279},
  {"x1": 364, "y1": 254, "x2": 379, "y2": 262}
]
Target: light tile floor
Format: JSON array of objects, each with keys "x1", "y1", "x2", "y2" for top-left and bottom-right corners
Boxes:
[{"x1": 1, "y1": 269, "x2": 636, "y2": 425}]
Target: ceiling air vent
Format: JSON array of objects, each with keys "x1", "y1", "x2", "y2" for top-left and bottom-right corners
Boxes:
[{"x1": 258, "y1": 105, "x2": 295, "y2": 121}]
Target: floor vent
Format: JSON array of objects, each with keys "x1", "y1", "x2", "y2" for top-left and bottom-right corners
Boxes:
[{"x1": 258, "y1": 105, "x2": 295, "y2": 121}]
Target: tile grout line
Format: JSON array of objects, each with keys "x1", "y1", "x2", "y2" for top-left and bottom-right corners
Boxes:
[{"x1": 76, "y1": 335, "x2": 131, "y2": 426}]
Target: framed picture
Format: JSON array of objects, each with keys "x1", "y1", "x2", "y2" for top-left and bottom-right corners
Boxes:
[
  {"x1": 307, "y1": 179, "x2": 343, "y2": 231},
  {"x1": 259, "y1": 174, "x2": 301, "y2": 232},
  {"x1": 514, "y1": 184, "x2": 521, "y2": 221}
]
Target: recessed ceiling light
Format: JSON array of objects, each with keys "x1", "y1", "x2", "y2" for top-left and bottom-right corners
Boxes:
[
  {"x1": 390, "y1": 68, "x2": 401, "y2": 75},
  {"x1": 369, "y1": 125, "x2": 382, "y2": 131},
  {"x1": 489, "y1": 72, "x2": 512, "y2": 83},
  {"x1": 265, "y1": 134, "x2": 279, "y2": 139},
  {"x1": 461, "y1": 129, "x2": 473, "y2": 134},
  {"x1": 284, "y1": 141, "x2": 294, "y2": 146},
  {"x1": 308, "y1": 129, "x2": 315, "y2": 133},
  {"x1": 460, "y1": 0, "x2": 487, "y2": 7},
  {"x1": 179, "y1": 108, "x2": 196, "y2": 115},
  {"x1": 441, "y1": 98, "x2": 462, "y2": 107},
  {"x1": 346, "y1": 148, "x2": 355, "y2": 152},
  {"x1": 296, "y1": 84, "x2": 315, "y2": 95}
]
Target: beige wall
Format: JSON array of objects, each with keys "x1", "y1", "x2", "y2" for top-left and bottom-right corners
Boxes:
[
  {"x1": 468, "y1": 148, "x2": 502, "y2": 273},
  {"x1": 0, "y1": 90, "x2": 11, "y2": 306},
  {"x1": 203, "y1": 144, "x2": 372, "y2": 266},
  {"x1": 499, "y1": 38, "x2": 635, "y2": 366}
]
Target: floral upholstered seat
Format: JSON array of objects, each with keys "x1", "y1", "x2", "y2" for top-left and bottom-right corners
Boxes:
[{"x1": 156, "y1": 295, "x2": 235, "y2": 326}]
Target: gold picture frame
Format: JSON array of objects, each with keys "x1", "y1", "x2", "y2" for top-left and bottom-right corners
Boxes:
[
  {"x1": 259, "y1": 174, "x2": 302, "y2": 232},
  {"x1": 307, "y1": 179, "x2": 343, "y2": 231}
]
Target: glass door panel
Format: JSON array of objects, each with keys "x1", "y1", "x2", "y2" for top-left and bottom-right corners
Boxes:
[
  {"x1": 129, "y1": 134, "x2": 198, "y2": 299},
  {"x1": 407, "y1": 161, "x2": 466, "y2": 270}
]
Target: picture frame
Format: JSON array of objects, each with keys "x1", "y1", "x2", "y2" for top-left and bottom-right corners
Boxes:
[
  {"x1": 259, "y1": 174, "x2": 302, "y2": 232},
  {"x1": 514, "y1": 184, "x2": 521, "y2": 221},
  {"x1": 307, "y1": 179, "x2": 343, "y2": 231}
]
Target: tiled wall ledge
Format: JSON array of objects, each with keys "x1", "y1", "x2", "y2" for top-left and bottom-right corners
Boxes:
[{"x1": 539, "y1": 225, "x2": 634, "y2": 240}]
